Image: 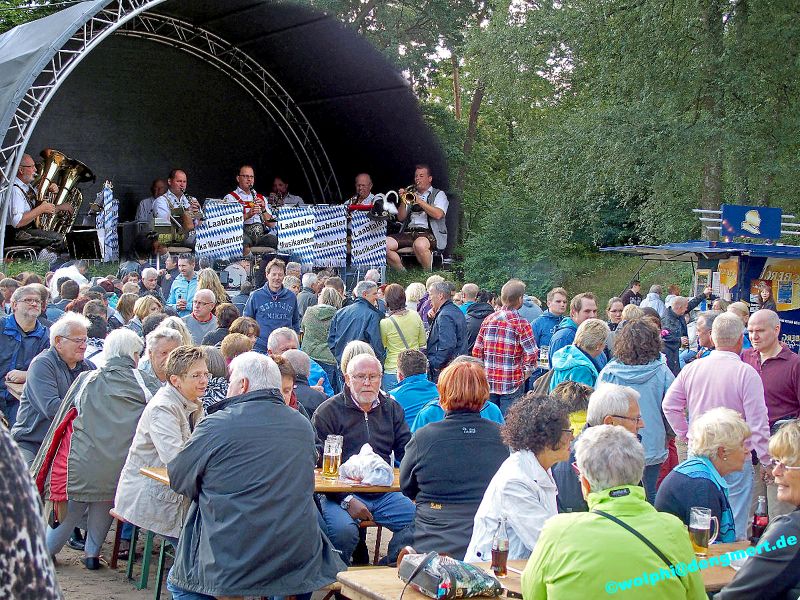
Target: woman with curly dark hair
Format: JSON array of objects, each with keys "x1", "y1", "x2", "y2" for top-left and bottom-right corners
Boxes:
[
  {"x1": 464, "y1": 393, "x2": 572, "y2": 561},
  {"x1": 597, "y1": 319, "x2": 675, "y2": 503}
]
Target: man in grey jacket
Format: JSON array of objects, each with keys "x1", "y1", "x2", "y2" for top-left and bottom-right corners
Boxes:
[
  {"x1": 167, "y1": 352, "x2": 344, "y2": 600},
  {"x1": 12, "y1": 312, "x2": 95, "y2": 466}
]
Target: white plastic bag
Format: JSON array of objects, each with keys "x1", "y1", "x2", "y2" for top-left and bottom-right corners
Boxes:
[{"x1": 339, "y1": 443, "x2": 394, "y2": 486}]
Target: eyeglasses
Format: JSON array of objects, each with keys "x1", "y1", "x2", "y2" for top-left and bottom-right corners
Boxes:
[
  {"x1": 194, "y1": 301, "x2": 214, "y2": 306},
  {"x1": 62, "y1": 336, "x2": 88, "y2": 345},
  {"x1": 770, "y1": 458, "x2": 800, "y2": 472},
  {"x1": 18, "y1": 298, "x2": 42, "y2": 305},
  {"x1": 611, "y1": 414, "x2": 643, "y2": 425},
  {"x1": 352, "y1": 374, "x2": 381, "y2": 383},
  {"x1": 562, "y1": 428, "x2": 575, "y2": 437},
  {"x1": 185, "y1": 372, "x2": 210, "y2": 381}
]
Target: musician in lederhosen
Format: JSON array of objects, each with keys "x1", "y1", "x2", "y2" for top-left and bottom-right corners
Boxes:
[
  {"x1": 386, "y1": 164, "x2": 448, "y2": 271},
  {"x1": 152, "y1": 169, "x2": 202, "y2": 248},
  {"x1": 223, "y1": 165, "x2": 278, "y2": 250},
  {"x1": 4, "y1": 154, "x2": 70, "y2": 249}
]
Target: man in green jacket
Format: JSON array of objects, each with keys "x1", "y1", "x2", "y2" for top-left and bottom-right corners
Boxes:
[{"x1": 522, "y1": 425, "x2": 706, "y2": 599}]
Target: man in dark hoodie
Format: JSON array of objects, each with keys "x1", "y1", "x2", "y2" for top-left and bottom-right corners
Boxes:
[
  {"x1": 620, "y1": 280, "x2": 643, "y2": 306},
  {"x1": 243, "y1": 258, "x2": 300, "y2": 353},
  {"x1": 465, "y1": 289, "x2": 495, "y2": 353}
]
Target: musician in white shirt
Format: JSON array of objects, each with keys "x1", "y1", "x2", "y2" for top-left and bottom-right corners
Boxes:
[
  {"x1": 386, "y1": 164, "x2": 448, "y2": 271},
  {"x1": 152, "y1": 169, "x2": 202, "y2": 247},
  {"x1": 135, "y1": 178, "x2": 167, "y2": 226},
  {"x1": 223, "y1": 165, "x2": 277, "y2": 249}
]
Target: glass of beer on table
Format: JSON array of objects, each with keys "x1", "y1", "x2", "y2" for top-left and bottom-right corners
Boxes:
[
  {"x1": 322, "y1": 435, "x2": 343, "y2": 479},
  {"x1": 689, "y1": 506, "x2": 719, "y2": 557}
]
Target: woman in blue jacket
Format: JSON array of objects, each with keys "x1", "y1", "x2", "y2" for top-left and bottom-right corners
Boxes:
[
  {"x1": 598, "y1": 318, "x2": 674, "y2": 503},
  {"x1": 549, "y1": 319, "x2": 609, "y2": 391}
]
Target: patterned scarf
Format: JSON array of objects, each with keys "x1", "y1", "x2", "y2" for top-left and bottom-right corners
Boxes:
[{"x1": 673, "y1": 456, "x2": 736, "y2": 542}]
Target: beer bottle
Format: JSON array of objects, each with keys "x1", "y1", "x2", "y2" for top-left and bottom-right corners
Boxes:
[
  {"x1": 491, "y1": 517, "x2": 509, "y2": 578},
  {"x1": 751, "y1": 496, "x2": 768, "y2": 543}
]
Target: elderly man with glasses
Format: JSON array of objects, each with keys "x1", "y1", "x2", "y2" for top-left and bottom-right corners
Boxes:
[
  {"x1": 11, "y1": 312, "x2": 96, "y2": 465},
  {"x1": 312, "y1": 354, "x2": 415, "y2": 566},
  {"x1": 0, "y1": 285, "x2": 52, "y2": 425}
]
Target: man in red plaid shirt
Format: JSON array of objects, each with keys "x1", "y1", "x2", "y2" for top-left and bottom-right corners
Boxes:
[{"x1": 473, "y1": 279, "x2": 538, "y2": 416}]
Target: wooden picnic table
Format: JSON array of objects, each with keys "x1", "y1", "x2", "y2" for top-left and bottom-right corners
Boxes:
[
  {"x1": 140, "y1": 466, "x2": 401, "y2": 494},
  {"x1": 337, "y1": 560, "x2": 526, "y2": 600},
  {"x1": 335, "y1": 541, "x2": 751, "y2": 600}
]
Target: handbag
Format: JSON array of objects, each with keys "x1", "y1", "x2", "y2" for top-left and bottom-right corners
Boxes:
[{"x1": 593, "y1": 509, "x2": 680, "y2": 573}]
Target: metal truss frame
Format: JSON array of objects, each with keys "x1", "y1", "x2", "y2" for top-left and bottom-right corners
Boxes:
[
  {"x1": 116, "y1": 12, "x2": 339, "y2": 202},
  {"x1": 0, "y1": 0, "x2": 339, "y2": 230}
]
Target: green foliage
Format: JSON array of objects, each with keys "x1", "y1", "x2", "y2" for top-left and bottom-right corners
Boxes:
[{"x1": 0, "y1": 0, "x2": 61, "y2": 34}]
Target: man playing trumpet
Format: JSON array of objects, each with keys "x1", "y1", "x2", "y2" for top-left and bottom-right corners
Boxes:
[
  {"x1": 4, "y1": 153, "x2": 70, "y2": 248},
  {"x1": 386, "y1": 164, "x2": 448, "y2": 270}
]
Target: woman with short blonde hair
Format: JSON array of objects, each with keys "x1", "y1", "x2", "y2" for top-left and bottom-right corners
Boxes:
[
  {"x1": 621, "y1": 304, "x2": 644, "y2": 322},
  {"x1": 549, "y1": 319, "x2": 610, "y2": 391},
  {"x1": 128, "y1": 295, "x2": 163, "y2": 337},
  {"x1": 655, "y1": 407, "x2": 750, "y2": 542}
]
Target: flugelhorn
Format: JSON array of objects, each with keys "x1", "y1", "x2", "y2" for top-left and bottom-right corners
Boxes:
[{"x1": 398, "y1": 184, "x2": 417, "y2": 205}]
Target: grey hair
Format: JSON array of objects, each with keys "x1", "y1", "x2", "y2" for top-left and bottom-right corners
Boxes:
[
  {"x1": 146, "y1": 327, "x2": 183, "y2": 351},
  {"x1": 354, "y1": 280, "x2": 377, "y2": 298},
  {"x1": 340, "y1": 340, "x2": 376, "y2": 374},
  {"x1": 161, "y1": 316, "x2": 193, "y2": 345},
  {"x1": 283, "y1": 349, "x2": 311, "y2": 378},
  {"x1": 648, "y1": 285, "x2": 662, "y2": 295},
  {"x1": 267, "y1": 326, "x2": 299, "y2": 352},
  {"x1": 229, "y1": 351, "x2": 281, "y2": 392},
  {"x1": 301, "y1": 272, "x2": 317, "y2": 288},
  {"x1": 104, "y1": 328, "x2": 144, "y2": 360},
  {"x1": 50, "y1": 312, "x2": 91, "y2": 345},
  {"x1": 575, "y1": 424, "x2": 645, "y2": 492},
  {"x1": 286, "y1": 261, "x2": 302, "y2": 273},
  {"x1": 586, "y1": 383, "x2": 640, "y2": 426},
  {"x1": 11, "y1": 284, "x2": 41, "y2": 303},
  {"x1": 697, "y1": 310, "x2": 722, "y2": 330},
  {"x1": 200, "y1": 345, "x2": 227, "y2": 378},
  {"x1": 364, "y1": 269, "x2": 381, "y2": 283},
  {"x1": 141, "y1": 267, "x2": 158, "y2": 279},
  {"x1": 346, "y1": 353, "x2": 383, "y2": 375},
  {"x1": 429, "y1": 281, "x2": 453, "y2": 298},
  {"x1": 689, "y1": 407, "x2": 751, "y2": 458},
  {"x1": 712, "y1": 313, "x2": 744, "y2": 348}
]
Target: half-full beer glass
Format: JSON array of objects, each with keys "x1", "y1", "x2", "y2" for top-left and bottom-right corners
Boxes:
[{"x1": 689, "y1": 506, "x2": 719, "y2": 557}]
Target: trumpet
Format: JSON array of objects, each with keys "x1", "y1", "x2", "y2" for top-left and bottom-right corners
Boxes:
[{"x1": 398, "y1": 184, "x2": 418, "y2": 205}]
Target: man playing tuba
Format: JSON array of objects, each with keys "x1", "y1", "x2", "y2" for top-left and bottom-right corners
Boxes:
[{"x1": 4, "y1": 153, "x2": 70, "y2": 249}]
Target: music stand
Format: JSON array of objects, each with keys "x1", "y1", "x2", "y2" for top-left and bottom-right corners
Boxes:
[{"x1": 65, "y1": 229, "x2": 102, "y2": 259}]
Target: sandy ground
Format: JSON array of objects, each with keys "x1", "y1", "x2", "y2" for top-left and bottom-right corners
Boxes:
[{"x1": 55, "y1": 525, "x2": 390, "y2": 599}]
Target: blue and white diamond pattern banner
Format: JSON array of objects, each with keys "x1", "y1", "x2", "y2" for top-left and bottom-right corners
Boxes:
[
  {"x1": 312, "y1": 205, "x2": 347, "y2": 267},
  {"x1": 195, "y1": 199, "x2": 244, "y2": 261},
  {"x1": 350, "y1": 212, "x2": 386, "y2": 267},
  {"x1": 278, "y1": 207, "x2": 315, "y2": 264}
]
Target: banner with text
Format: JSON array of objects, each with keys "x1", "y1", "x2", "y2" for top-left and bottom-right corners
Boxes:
[
  {"x1": 277, "y1": 206, "x2": 315, "y2": 264},
  {"x1": 312, "y1": 205, "x2": 348, "y2": 267},
  {"x1": 350, "y1": 212, "x2": 386, "y2": 267},
  {"x1": 195, "y1": 200, "x2": 244, "y2": 261}
]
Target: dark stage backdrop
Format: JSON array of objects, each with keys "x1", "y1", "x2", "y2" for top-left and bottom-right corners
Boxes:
[{"x1": 25, "y1": 0, "x2": 454, "y2": 245}]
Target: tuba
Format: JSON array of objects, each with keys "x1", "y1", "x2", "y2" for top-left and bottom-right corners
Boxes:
[{"x1": 35, "y1": 149, "x2": 95, "y2": 233}]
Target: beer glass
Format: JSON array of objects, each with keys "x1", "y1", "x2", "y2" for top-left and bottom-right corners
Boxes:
[
  {"x1": 689, "y1": 506, "x2": 719, "y2": 557},
  {"x1": 322, "y1": 435, "x2": 343, "y2": 479}
]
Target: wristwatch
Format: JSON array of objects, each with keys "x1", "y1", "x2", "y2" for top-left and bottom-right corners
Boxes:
[{"x1": 340, "y1": 494, "x2": 354, "y2": 510}]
